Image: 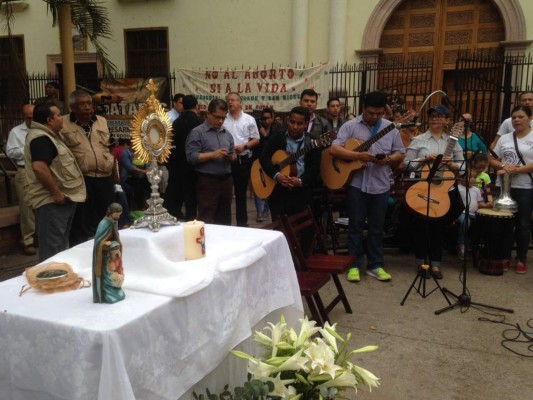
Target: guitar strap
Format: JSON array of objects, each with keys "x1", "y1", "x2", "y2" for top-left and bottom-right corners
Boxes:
[
  {"x1": 370, "y1": 119, "x2": 382, "y2": 137},
  {"x1": 512, "y1": 131, "x2": 533, "y2": 183}
]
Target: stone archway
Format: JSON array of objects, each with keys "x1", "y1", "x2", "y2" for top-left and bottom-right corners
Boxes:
[{"x1": 359, "y1": 0, "x2": 529, "y2": 62}]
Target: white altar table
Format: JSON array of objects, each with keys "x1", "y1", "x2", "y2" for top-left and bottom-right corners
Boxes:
[{"x1": 0, "y1": 224, "x2": 303, "y2": 400}]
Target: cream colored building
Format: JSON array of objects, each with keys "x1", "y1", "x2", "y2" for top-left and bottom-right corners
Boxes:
[{"x1": 3, "y1": 0, "x2": 533, "y2": 90}]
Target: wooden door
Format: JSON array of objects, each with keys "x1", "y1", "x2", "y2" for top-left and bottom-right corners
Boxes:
[{"x1": 379, "y1": 0, "x2": 505, "y2": 91}]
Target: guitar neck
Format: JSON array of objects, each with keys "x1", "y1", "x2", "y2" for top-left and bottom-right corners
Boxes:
[
  {"x1": 356, "y1": 122, "x2": 397, "y2": 152},
  {"x1": 278, "y1": 139, "x2": 320, "y2": 169},
  {"x1": 434, "y1": 135, "x2": 459, "y2": 178}
]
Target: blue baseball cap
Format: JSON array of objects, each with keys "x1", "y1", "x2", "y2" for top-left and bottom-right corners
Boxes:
[{"x1": 427, "y1": 104, "x2": 450, "y2": 116}]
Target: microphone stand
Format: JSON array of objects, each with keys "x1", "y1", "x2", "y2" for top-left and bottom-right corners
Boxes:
[
  {"x1": 434, "y1": 113, "x2": 514, "y2": 315},
  {"x1": 401, "y1": 155, "x2": 452, "y2": 305}
]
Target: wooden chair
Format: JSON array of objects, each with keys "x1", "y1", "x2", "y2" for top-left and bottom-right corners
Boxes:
[
  {"x1": 281, "y1": 206, "x2": 355, "y2": 318},
  {"x1": 259, "y1": 217, "x2": 332, "y2": 325}
]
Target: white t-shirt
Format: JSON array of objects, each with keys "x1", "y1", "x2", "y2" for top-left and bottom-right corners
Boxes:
[
  {"x1": 458, "y1": 184, "x2": 483, "y2": 216},
  {"x1": 496, "y1": 117, "x2": 533, "y2": 136},
  {"x1": 493, "y1": 131, "x2": 533, "y2": 189}
]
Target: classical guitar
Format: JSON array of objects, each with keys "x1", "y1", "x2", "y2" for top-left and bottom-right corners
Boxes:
[
  {"x1": 320, "y1": 113, "x2": 414, "y2": 190},
  {"x1": 251, "y1": 132, "x2": 335, "y2": 200},
  {"x1": 404, "y1": 122, "x2": 464, "y2": 219}
]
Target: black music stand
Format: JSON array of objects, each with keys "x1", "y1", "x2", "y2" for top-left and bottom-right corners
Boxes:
[
  {"x1": 434, "y1": 122, "x2": 514, "y2": 315},
  {"x1": 401, "y1": 156, "x2": 453, "y2": 306}
]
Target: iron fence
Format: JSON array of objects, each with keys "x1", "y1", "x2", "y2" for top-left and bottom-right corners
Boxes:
[{"x1": 454, "y1": 51, "x2": 533, "y2": 144}]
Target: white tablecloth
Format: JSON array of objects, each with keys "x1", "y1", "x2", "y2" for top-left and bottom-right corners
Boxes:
[{"x1": 0, "y1": 224, "x2": 303, "y2": 400}]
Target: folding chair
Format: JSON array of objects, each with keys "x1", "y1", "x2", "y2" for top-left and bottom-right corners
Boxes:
[
  {"x1": 281, "y1": 206, "x2": 355, "y2": 317},
  {"x1": 259, "y1": 217, "x2": 332, "y2": 325}
]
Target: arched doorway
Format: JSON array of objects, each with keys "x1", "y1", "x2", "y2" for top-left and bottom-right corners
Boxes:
[
  {"x1": 379, "y1": 0, "x2": 505, "y2": 92},
  {"x1": 359, "y1": 0, "x2": 528, "y2": 93}
]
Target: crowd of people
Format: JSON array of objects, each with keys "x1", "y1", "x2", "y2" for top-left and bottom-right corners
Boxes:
[{"x1": 5, "y1": 81, "x2": 532, "y2": 282}]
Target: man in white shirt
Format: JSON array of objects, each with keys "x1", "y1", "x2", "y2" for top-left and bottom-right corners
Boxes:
[
  {"x1": 223, "y1": 92, "x2": 260, "y2": 226},
  {"x1": 6, "y1": 104, "x2": 36, "y2": 255},
  {"x1": 490, "y1": 91, "x2": 533, "y2": 149},
  {"x1": 167, "y1": 93, "x2": 184, "y2": 123}
]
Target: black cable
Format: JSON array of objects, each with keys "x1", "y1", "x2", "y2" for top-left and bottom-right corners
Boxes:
[{"x1": 478, "y1": 313, "x2": 533, "y2": 357}]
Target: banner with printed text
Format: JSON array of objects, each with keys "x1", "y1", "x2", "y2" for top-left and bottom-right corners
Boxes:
[{"x1": 176, "y1": 64, "x2": 330, "y2": 112}]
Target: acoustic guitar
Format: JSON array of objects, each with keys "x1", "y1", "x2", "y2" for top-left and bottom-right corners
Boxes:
[
  {"x1": 251, "y1": 132, "x2": 335, "y2": 200},
  {"x1": 404, "y1": 122, "x2": 464, "y2": 219},
  {"x1": 320, "y1": 113, "x2": 415, "y2": 190}
]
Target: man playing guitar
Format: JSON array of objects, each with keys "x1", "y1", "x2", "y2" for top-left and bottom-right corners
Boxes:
[
  {"x1": 403, "y1": 104, "x2": 464, "y2": 279},
  {"x1": 258, "y1": 106, "x2": 321, "y2": 220},
  {"x1": 330, "y1": 91, "x2": 405, "y2": 283}
]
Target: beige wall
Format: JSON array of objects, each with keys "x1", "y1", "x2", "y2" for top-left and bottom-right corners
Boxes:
[{"x1": 3, "y1": 0, "x2": 533, "y2": 73}]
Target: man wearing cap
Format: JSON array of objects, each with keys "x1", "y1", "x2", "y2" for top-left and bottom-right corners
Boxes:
[
  {"x1": 404, "y1": 104, "x2": 464, "y2": 279},
  {"x1": 34, "y1": 81, "x2": 69, "y2": 115},
  {"x1": 6, "y1": 104, "x2": 37, "y2": 255}
]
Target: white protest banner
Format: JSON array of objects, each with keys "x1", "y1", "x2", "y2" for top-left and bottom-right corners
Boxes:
[{"x1": 176, "y1": 63, "x2": 330, "y2": 112}]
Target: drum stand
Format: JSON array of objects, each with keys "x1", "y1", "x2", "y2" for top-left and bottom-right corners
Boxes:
[
  {"x1": 401, "y1": 156, "x2": 452, "y2": 306},
  {"x1": 434, "y1": 137, "x2": 513, "y2": 315}
]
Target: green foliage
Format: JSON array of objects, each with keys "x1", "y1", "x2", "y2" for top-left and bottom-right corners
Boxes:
[{"x1": 193, "y1": 379, "x2": 276, "y2": 400}]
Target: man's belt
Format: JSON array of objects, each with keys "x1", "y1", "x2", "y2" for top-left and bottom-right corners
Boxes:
[{"x1": 197, "y1": 172, "x2": 232, "y2": 180}]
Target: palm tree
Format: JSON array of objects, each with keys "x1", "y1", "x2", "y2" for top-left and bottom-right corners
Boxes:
[{"x1": 0, "y1": 0, "x2": 116, "y2": 130}]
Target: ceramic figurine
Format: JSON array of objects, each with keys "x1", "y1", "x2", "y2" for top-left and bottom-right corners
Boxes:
[{"x1": 93, "y1": 203, "x2": 125, "y2": 304}]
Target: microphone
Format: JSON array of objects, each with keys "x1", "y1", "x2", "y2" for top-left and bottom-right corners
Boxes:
[{"x1": 396, "y1": 122, "x2": 421, "y2": 129}]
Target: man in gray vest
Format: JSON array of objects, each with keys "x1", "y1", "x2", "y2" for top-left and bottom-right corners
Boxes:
[{"x1": 24, "y1": 102, "x2": 86, "y2": 261}]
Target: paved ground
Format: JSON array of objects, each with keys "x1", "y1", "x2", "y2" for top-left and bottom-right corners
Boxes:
[{"x1": 2, "y1": 197, "x2": 533, "y2": 400}]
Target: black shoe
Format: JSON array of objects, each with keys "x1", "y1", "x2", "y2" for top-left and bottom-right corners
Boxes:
[{"x1": 431, "y1": 267, "x2": 443, "y2": 280}]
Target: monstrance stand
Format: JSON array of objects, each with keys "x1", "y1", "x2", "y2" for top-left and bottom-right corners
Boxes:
[{"x1": 130, "y1": 78, "x2": 178, "y2": 231}]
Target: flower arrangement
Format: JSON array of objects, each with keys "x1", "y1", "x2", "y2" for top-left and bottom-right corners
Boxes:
[{"x1": 194, "y1": 316, "x2": 380, "y2": 400}]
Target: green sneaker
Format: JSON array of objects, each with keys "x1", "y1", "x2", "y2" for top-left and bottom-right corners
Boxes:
[
  {"x1": 367, "y1": 267, "x2": 391, "y2": 281},
  {"x1": 347, "y1": 267, "x2": 360, "y2": 282}
]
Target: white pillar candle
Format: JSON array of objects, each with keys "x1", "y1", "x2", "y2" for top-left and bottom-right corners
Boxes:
[{"x1": 184, "y1": 220, "x2": 206, "y2": 260}]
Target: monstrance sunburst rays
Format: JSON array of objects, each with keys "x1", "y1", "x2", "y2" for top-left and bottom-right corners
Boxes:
[
  {"x1": 130, "y1": 79, "x2": 173, "y2": 164},
  {"x1": 129, "y1": 78, "x2": 178, "y2": 231}
]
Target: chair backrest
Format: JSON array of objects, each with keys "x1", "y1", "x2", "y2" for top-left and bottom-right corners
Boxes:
[
  {"x1": 281, "y1": 206, "x2": 330, "y2": 271},
  {"x1": 282, "y1": 206, "x2": 328, "y2": 254}
]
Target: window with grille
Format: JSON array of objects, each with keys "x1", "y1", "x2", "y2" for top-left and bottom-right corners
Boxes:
[{"x1": 125, "y1": 28, "x2": 169, "y2": 77}]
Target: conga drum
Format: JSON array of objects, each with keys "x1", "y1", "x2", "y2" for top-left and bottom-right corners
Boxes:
[{"x1": 474, "y1": 208, "x2": 514, "y2": 275}]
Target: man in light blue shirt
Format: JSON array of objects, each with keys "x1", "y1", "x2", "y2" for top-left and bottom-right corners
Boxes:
[{"x1": 331, "y1": 91, "x2": 405, "y2": 282}]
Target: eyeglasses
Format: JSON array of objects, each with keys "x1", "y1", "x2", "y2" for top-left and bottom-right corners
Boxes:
[
  {"x1": 429, "y1": 114, "x2": 446, "y2": 119},
  {"x1": 208, "y1": 112, "x2": 227, "y2": 121}
]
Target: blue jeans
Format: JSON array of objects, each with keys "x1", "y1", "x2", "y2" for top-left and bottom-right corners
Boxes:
[
  {"x1": 456, "y1": 213, "x2": 475, "y2": 245},
  {"x1": 346, "y1": 186, "x2": 389, "y2": 269},
  {"x1": 510, "y1": 188, "x2": 533, "y2": 262},
  {"x1": 253, "y1": 193, "x2": 269, "y2": 215}
]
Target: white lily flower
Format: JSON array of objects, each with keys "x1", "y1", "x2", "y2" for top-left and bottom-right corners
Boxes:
[
  {"x1": 352, "y1": 364, "x2": 381, "y2": 391},
  {"x1": 267, "y1": 373, "x2": 296, "y2": 398},
  {"x1": 253, "y1": 330, "x2": 273, "y2": 346},
  {"x1": 305, "y1": 339, "x2": 342, "y2": 380},
  {"x1": 274, "y1": 348, "x2": 310, "y2": 373},
  {"x1": 323, "y1": 370, "x2": 357, "y2": 388},
  {"x1": 318, "y1": 322, "x2": 339, "y2": 353},
  {"x1": 350, "y1": 345, "x2": 379, "y2": 354},
  {"x1": 248, "y1": 358, "x2": 276, "y2": 379},
  {"x1": 296, "y1": 317, "x2": 320, "y2": 347},
  {"x1": 264, "y1": 319, "x2": 287, "y2": 358}
]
